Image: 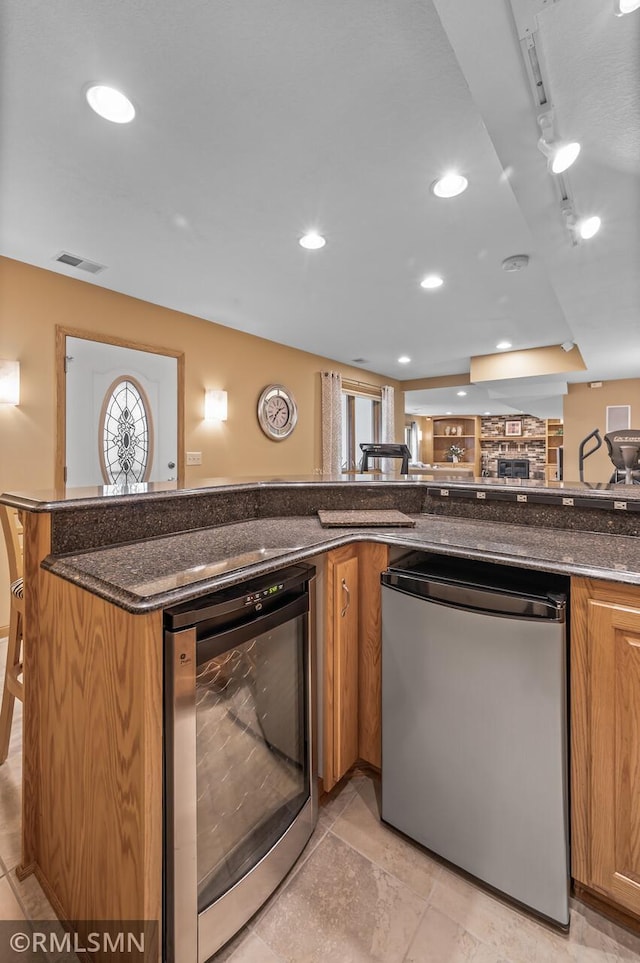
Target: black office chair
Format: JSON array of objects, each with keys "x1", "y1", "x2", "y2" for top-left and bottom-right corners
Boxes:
[{"x1": 604, "y1": 429, "x2": 640, "y2": 484}]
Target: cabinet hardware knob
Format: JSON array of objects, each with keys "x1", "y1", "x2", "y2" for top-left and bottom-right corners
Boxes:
[{"x1": 341, "y1": 578, "x2": 350, "y2": 618}]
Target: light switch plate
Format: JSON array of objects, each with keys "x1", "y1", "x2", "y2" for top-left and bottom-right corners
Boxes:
[{"x1": 186, "y1": 451, "x2": 202, "y2": 466}]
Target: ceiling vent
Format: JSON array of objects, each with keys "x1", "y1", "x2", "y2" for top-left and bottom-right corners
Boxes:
[
  {"x1": 351, "y1": 358, "x2": 369, "y2": 364},
  {"x1": 55, "y1": 252, "x2": 106, "y2": 274},
  {"x1": 501, "y1": 254, "x2": 530, "y2": 272}
]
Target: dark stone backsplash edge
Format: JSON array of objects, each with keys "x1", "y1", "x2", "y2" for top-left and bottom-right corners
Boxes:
[
  {"x1": 50, "y1": 484, "x2": 428, "y2": 555},
  {"x1": 423, "y1": 494, "x2": 640, "y2": 537},
  {"x1": 48, "y1": 481, "x2": 639, "y2": 555}
]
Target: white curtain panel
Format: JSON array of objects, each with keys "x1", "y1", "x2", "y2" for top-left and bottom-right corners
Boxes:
[
  {"x1": 381, "y1": 385, "x2": 395, "y2": 472},
  {"x1": 321, "y1": 371, "x2": 343, "y2": 474},
  {"x1": 410, "y1": 420, "x2": 419, "y2": 462}
]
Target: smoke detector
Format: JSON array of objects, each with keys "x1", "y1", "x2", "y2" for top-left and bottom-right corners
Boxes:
[{"x1": 501, "y1": 254, "x2": 530, "y2": 272}]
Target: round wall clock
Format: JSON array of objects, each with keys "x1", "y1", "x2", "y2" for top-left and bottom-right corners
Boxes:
[{"x1": 257, "y1": 384, "x2": 298, "y2": 440}]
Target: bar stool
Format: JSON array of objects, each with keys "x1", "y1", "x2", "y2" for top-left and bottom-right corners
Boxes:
[{"x1": 0, "y1": 506, "x2": 24, "y2": 764}]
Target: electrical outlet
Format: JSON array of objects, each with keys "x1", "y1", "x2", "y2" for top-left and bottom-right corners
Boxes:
[{"x1": 186, "y1": 451, "x2": 202, "y2": 466}]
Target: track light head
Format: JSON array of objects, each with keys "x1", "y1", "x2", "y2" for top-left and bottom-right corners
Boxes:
[
  {"x1": 537, "y1": 113, "x2": 581, "y2": 174},
  {"x1": 537, "y1": 136, "x2": 581, "y2": 174},
  {"x1": 614, "y1": 0, "x2": 640, "y2": 14}
]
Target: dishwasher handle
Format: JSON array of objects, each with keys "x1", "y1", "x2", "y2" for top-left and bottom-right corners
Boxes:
[{"x1": 381, "y1": 570, "x2": 566, "y2": 622}]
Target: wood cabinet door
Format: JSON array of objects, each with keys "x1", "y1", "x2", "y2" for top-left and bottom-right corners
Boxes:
[
  {"x1": 333, "y1": 554, "x2": 359, "y2": 780},
  {"x1": 572, "y1": 578, "x2": 640, "y2": 917},
  {"x1": 324, "y1": 546, "x2": 359, "y2": 790},
  {"x1": 358, "y1": 542, "x2": 388, "y2": 769},
  {"x1": 323, "y1": 543, "x2": 387, "y2": 790}
]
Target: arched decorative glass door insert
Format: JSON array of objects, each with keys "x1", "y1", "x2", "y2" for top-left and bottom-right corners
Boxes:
[{"x1": 99, "y1": 376, "x2": 154, "y2": 484}]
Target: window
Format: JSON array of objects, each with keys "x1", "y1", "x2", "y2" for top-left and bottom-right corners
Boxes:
[
  {"x1": 341, "y1": 382, "x2": 381, "y2": 470},
  {"x1": 99, "y1": 376, "x2": 153, "y2": 484}
]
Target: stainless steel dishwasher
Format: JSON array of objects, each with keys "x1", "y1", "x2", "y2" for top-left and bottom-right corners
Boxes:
[{"x1": 381, "y1": 552, "x2": 570, "y2": 927}]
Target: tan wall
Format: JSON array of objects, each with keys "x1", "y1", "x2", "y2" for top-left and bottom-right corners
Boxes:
[
  {"x1": 0, "y1": 256, "x2": 403, "y2": 624},
  {"x1": 563, "y1": 379, "x2": 640, "y2": 483}
]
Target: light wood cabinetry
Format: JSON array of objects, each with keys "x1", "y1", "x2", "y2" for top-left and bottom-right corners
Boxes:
[
  {"x1": 331, "y1": 550, "x2": 359, "y2": 778},
  {"x1": 426, "y1": 416, "x2": 480, "y2": 475},
  {"x1": 572, "y1": 577, "x2": 640, "y2": 920},
  {"x1": 323, "y1": 542, "x2": 388, "y2": 791},
  {"x1": 20, "y1": 512, "x2": 163, "y2": 961},
  {"x1": 546, "y1": 418, "x2": 564, "y2": 481}
]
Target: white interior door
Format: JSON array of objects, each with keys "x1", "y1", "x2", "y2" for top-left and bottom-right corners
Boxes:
[{"x1": 65, "y1": 336, "x2": 178, "y2": 487}]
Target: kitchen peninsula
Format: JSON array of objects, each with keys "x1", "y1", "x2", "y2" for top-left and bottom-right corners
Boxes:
[{"x1": 3, "y1": 473, "x2": 640, "y2": 962}]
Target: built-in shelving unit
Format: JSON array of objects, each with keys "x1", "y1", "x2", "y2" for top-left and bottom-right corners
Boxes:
[
  {"x1": 546, "y1": 419, "x2": 564, "y2": 481},
  {"x1": 417, "y1": 415, "x2": 563, "y2": 479},
  {"x1": 427, "y1": 416, "x2": 481, "y2": 475}
]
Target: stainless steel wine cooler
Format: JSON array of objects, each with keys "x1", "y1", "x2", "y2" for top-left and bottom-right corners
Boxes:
[{"x1": 164, "y1": 563, "x2": 317, "y2": 963}]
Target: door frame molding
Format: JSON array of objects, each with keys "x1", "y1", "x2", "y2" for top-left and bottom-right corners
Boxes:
[{"x1": 55, "y1": 325, "x2": 185, "y2": 490}]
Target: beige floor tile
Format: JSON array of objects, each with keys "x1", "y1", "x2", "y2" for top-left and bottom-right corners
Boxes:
[
  {"x1": 0, "y1": 875, "x2": 25, "y2": 920},
  {"x1": 471, "y1": 945, "x2": 512, "y2": 963},
  {"x1": 243, "y1": 822, "x2": 330, "y2": 934},
  {"x1": 332, "y1": 778, "x2": 441, "y2": 899},
  {"x1": 0, "y1": 752, "x2": 23, "y2": 872},
  {"x1": 317, "y1": 773, "x2": 359, "y2": 831},
  {"x1": 256, "y1": 831, "x2": 427, "y2": 963},
  {"x1": 211, "y1": 924, "x2": 260, "y2": 961},
  {"x1": 9, "y1": 872, "x2": 58, "y2": 922},
  {"x1": 227, "y1": 931, "x2": 284, "y2": 962},
  {"x1": 430, "y1": 867, "x2": 574, "y2": 963},
  {"x1": 404, "y1": 905, "x2": 480, "y2": 963},
  {"x1": 567, "y1": 902, "x2": 640, "y2": 963}
]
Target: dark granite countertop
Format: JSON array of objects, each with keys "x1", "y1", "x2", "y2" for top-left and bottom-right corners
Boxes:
[
  {"x1": 42, "y1": 513, "x2": 640, "y2": 613},
  {"x1": 4, "y1": 472, "x2": 640, "y2": 512}
]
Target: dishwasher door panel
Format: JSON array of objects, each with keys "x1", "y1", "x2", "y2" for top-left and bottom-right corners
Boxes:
[{"x1": 381, "y1": 584, "x2": 569, "y2": 926}]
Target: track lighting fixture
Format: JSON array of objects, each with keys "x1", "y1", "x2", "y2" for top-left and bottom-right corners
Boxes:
[
  {"x1": 561, "y1": 204, "x2": 602, "y2": 244},
  {"x1": 537, "y1": 113, "x2": 581, "y2": 174},
  {"x1": 614, "y1": 0, "x2": 640, "y2": 14}
]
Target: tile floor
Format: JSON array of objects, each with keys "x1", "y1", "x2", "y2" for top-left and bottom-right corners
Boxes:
[{"x1": 2, "y1": 635, "x2": 640, "y2": 961}]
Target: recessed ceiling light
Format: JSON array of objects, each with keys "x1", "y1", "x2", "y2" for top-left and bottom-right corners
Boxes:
[
  {"x1": 445, "y1": 411, "x2": 453, "y2": 415},
  {"x1": 397, "y1": 356, "x2": 411, "y2": 364},
  {"x1": 578, "y1": 216, "x2": 601, "y2": 240},
  {"x1": 431, "y1": 173, "x2": 468, "y2": 198},
  {"x1": 484, "y1": 411, "x2": 491, "y2": 415},
  {"x1": 496, "y1": 340, "x2": 512, "y2": 350},
  {"x1": 86, "y1": 85, "x2": 135, "y2": 123},
  {"x1": 420, "y1": 274, "x2": 444, "y2": 290},
  {"x1": 457, "y1": 390, "x2": 467, "y2": 397},
  {"x1": 299, "y1": 232, "x2": 326, "y2": 250}
]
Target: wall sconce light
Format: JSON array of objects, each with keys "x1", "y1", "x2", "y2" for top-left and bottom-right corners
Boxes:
[
  {"x1": 0, "y1": 360, "x2": 20, "y2": 405},
  {"x1": 204, "y1": 388, "x2": 227, "y2": 422}
]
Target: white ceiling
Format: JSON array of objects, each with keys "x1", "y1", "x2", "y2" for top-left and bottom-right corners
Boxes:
[{"x1": 1, "y1": 0, "x2": 638, "y2": 418}]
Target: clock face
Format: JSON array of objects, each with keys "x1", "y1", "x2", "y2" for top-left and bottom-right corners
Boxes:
[{"x1": 257, "y1": 384, "x2": 298, "y2": 440}]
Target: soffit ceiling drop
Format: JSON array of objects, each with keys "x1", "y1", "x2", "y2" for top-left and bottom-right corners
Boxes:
[{"x1": 0, "y1": 0, "x2": 638, "y2": 420}]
